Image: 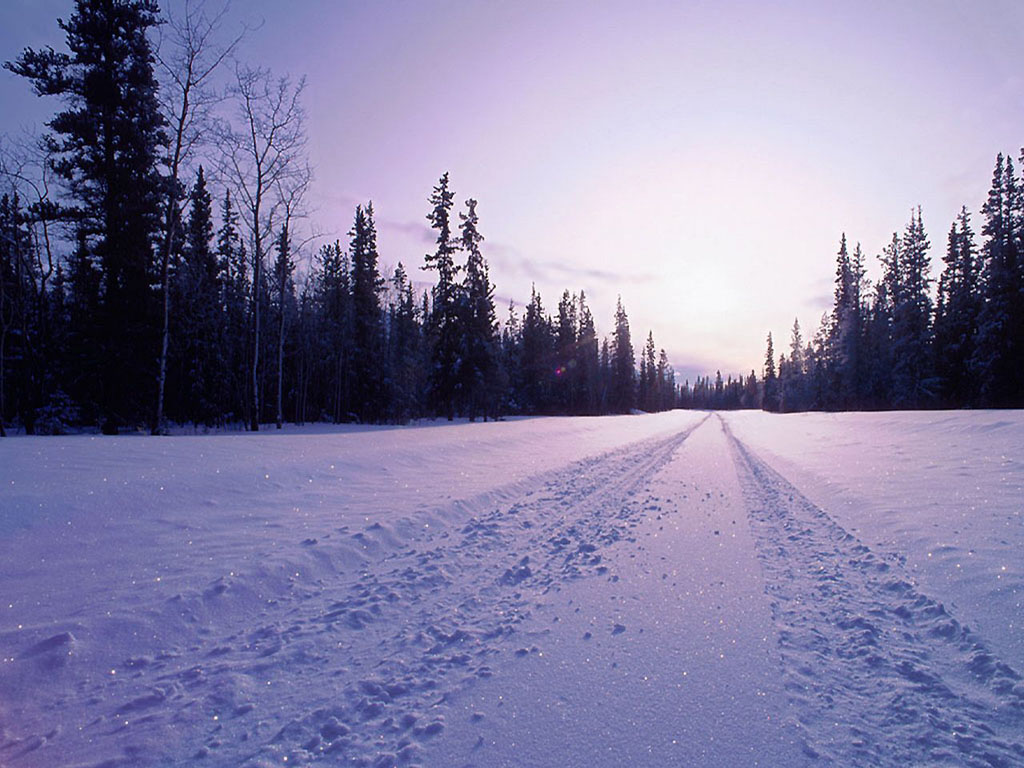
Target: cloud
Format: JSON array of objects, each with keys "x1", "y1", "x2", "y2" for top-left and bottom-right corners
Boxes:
[{"x1": 379, "y1": 217, "x2": 436, "y2": 246}]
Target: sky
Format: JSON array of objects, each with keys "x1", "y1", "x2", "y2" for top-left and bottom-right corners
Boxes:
[{"x1": 2, "y1": 0, "x2": 1024, "y2": 381}]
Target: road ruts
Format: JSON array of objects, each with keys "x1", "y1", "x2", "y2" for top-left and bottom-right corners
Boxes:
[{"x1": 722, "y1": 415, "x2": 1024, "y2": 767}]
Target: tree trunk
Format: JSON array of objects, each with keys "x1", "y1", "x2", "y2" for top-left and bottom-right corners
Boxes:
[{"x1": 276, "y1": 306, "x2": 284, "y2": 429}]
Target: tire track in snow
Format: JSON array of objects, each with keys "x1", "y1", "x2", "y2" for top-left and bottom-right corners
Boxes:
[
  {"x1": 722, "y1": 416, "x2": 1024, "y2": 767},
  {"x1": 12, "y1": 417, "x2": 706, "y2": 768}
]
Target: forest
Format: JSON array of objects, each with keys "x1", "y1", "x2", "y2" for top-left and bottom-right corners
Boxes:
[
  {"x1": 762, "y1": 171, "x2": 1024, "y2": 412},
  {"x1": 1, "y1": 1, "x2": 1022, "y2": 436},
  {"x1": 0, "y1": 0, "x2": 681, "y2": 435}
]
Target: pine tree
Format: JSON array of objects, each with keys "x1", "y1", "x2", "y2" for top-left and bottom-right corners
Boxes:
[
  {"x1": 891, "y1": 207, "x2": 934, "y2": 407},
  {"x1": 520, "y1": 285, "x2": 553, "y2": 413},
  {"x1": 272, "y1": 224, "x2": 294, "y2": 428},
  {"x1": 576, "y1": 291, "x2": 600, "y2": 415},
  {"x1": 424, "y1": 173, "x2": 461, "y2": 419},
  {"x1": 349, "y1": 203, "x2": 384, "y2": 422},
  {"x1": 934, "y1": 206, "x2": 981, "y2": 405},
  {"x1": 781, "y1": 317, "x2": 805, "y2": 412},
  {"x1": 174, "y1": 166, "x2": 222, "y2": 426},
  {"x1": 762, "y1": 331, "x2": 779, "y2": 411},
  {"x1": 610, "y1": 296, "x2": 635, "y2": 413},
  {"x1": 387, "y1": 262, "x2": 422, "y2": 422},
  {"x1": 7, "y1": 0, "x2": 168, "y2": 431},
  {"x1": 459, "y1": 198, "x2": 498, "y2": 421},
  {"x1": 555, "y1": 290, "x2": 578, "y2": 413},
  {"x1": 973, "y1": 154, "x2": 1023, "y2": 406},
  {"x1": 642, "y1": 331, "x2": 657, "y2": 411}
]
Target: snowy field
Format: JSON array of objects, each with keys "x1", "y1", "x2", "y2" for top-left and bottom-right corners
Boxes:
[{"x1": 1, "y1": 410, "x2": 1023, "y2": 767}]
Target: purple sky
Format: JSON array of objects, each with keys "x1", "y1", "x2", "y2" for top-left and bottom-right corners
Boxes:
[{"x1": 3, "y1": 1, "x2": 1024, "y2": 381}]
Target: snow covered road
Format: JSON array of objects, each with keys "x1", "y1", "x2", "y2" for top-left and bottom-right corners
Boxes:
[{"x1": 2, "y1": 411, "x2": 1023, "y2": 767}]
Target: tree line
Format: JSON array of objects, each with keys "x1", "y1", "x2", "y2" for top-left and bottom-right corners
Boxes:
[
  {"x1": 0, "y1": 0, "x2": 683, "y2": 435},
  {"x1": 760, "y1": 152, "x2": 1024, "y2": 412}
]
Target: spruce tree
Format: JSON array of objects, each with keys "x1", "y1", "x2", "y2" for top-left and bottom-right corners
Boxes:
[
  {"x1": 576, "y1": 291, "x2": 600, "y2": 415},
  {"x1": 424, "y1": 173, "x2": 461, "y2": 419},
  {"x1": 973, "y1": 154, "x2": 1023, "y2": 406},
  {"x1": 610, "y1": 296, "x2": 635, "y2": 413},
  {"x1": 459, "y1": 198, "x2": 497, "y2": 420},
  {"x1": 272, "y1": 224, "x2": 294, "y2": 428},
  {"x1": 762, "y1": 331, "x2": 779, "y2": 411},
  {"x1": 935, "y1": 206, "x2": 981, "y2": 405},
  {"x1": 555, "y1": 290, "x2": 578, "y2": 413},
  {"x1": 891, "y1": 207, "x2": 933, "y2": 407},
  {"x1": 7, "y1": 0, "x2": 168, "y2": 431},
  {"x1": 350, "y1": 203, "x2": 384, "y2": 422}
]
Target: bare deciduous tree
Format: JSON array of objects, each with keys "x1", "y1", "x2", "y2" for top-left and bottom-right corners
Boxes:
[
  {"x1": 153, "y1": 0, "x2": 242, "y2": 435},
  {"x1": 0, "y1": 138, "x2": 59, "y2": 436},
  {"x1": 216, "y1": 66, "x2": 308, "y2": 431}
]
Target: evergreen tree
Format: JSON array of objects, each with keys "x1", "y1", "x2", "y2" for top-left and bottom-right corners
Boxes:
[
  {"x1": 554, "y1": 290, "x2": 578, "y2": 413},
  {"x1": 7, "y1": 0, "x2": 168, "y2": 431},
  {"x1": 173, "y1": 167, "x2": 222, "y2": 426},
  {"x1": 642, "y1": 331, "x2": 657, "y2": 411},
  {"x1": 935, "y1": 206, "x2": 981, "y2": 405},
  {"x1": 459, "y1": 198, "x2": 498, "y2": 420},
  {"x1": 891, "y1": 207, "x2": 934, "y2": 407},
  {"x1": 610, "y1": 296, "x2": 635, "y2": 413},
  {"x1": 781, "y1": 317, "x2": 806, "y2": 412},
  {"x1": 973, "y1": 154, "x2": 1023, "y2": 406},
  {"x1": 424, "y1": 172, "x2": 461, "y2": 419},
  {"x1": 762, "y1": 331, "x2": 779, "y2": 411},
  {"x1": 387, "y1": 262, "x2": 422, "y2": 422},
  {"x1": 350, "y1": 203, "x2": 384, "y2": 422},
  {"x1": 520, "y1": 285, "x2": 553, "y2": 413},
  {"x1": 576, "y1": 291, "x2": 600, "y2": 414},
  {"x1": 272, "y1": 224, "x2": 294, "y2": 428}
]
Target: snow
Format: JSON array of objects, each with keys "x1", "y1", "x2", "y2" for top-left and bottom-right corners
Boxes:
[{"x1": 1, "y1": 410, "x2": 1023, "y2": 766}]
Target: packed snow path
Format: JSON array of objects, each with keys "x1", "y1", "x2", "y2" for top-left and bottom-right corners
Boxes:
[
  {"x1": 2, "y1": 412, "x2": 1023, "y2": 767},
  {"x1": 724, "y1": 418, "x2": 1024, "y2": 766}
]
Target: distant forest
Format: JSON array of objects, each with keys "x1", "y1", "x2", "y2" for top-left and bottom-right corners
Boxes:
[{"x1": 1, "y1": 2, "x2": 1021, "y2": 436}]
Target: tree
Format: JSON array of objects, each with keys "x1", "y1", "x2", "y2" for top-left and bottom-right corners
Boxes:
[
  {"x1": 349, "y1": 203, "x2": 384, "y2": 422},
  {"x1": 891, "y1": 207, "x2": 933, "y2": 407},
  {"x1": 272, "y1": 224, "x2": 294, "y2": 428},
  {"x1": 934, "y1": 206, "x2": 980, "y2": 405},
  {"x1": 577, "y1": 291, "x2": 600, "y2": 414},
  {"x1": 610, "y1": 296, "x2": 635, "y2": 413},
  {"x1": 459, "y1": 198, "x2": 498, "y2": 420},
  {"x1": 554, "y1": 290, "x2": 578, "y2": 413},
  {"x1": 7, "y1": 0, "x2": 168, "y2": 431},
  {"x1": 173, "y1": 166, "x2": 222, "y2": 426},
  {"x1": 781, "y1": 317, "x2": 806, "y2": 412},
  {"x1": 153, "y1": 0, "x2": 241, "y2": 433},
  {"x1": 423, "y1": 172, "x2": 461, "y2": 419},
  {"x1": 217, "y1": 65, "x2": 309, "y2": 430},
  {"x1": 387, "y1": 262, "x2": 422, "y2": 422},
  {"x1": 973, "y1": 154, "x2": 1023, "y2": 406},
  {"x1": 762, "y1": 332, "x2": 778, "y2": 412}
]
